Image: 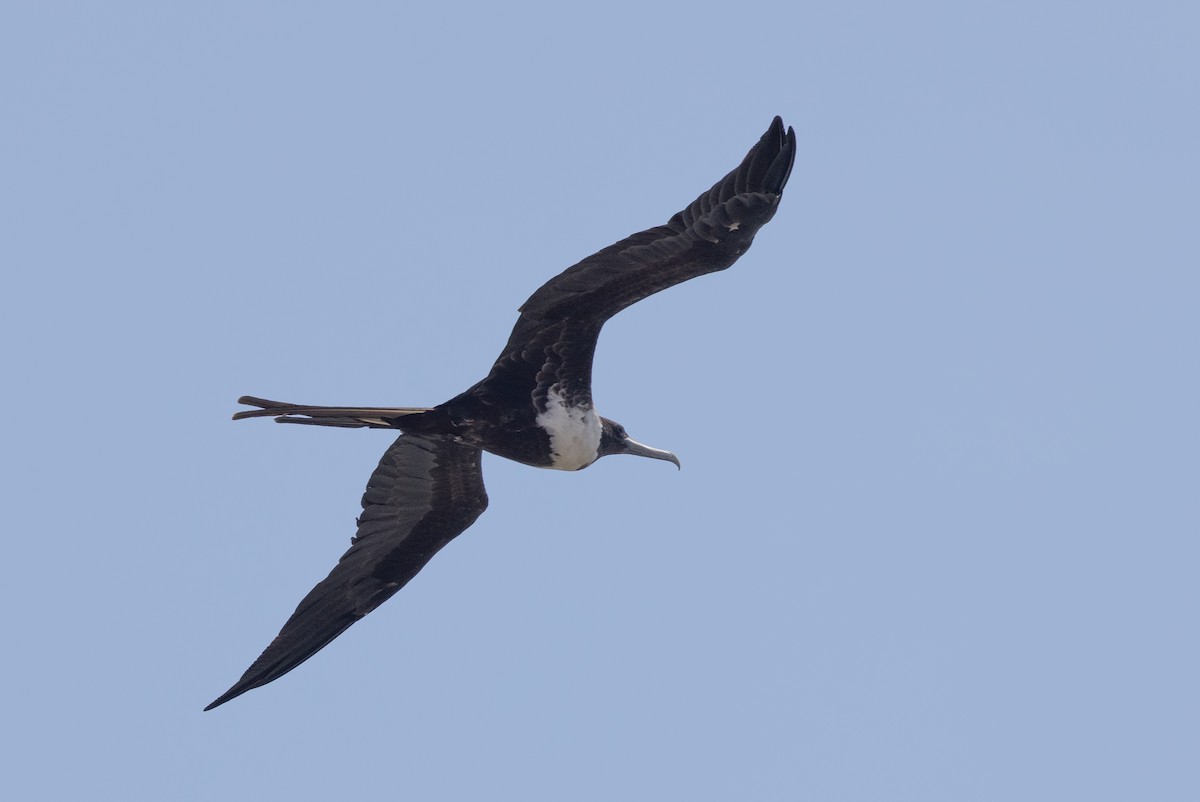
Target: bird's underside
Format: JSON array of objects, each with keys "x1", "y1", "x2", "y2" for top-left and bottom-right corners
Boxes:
[{"x1": 207, "y1": 116, "x2": 796, "y2": 710}]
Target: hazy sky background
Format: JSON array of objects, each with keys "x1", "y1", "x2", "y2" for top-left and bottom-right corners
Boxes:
[{"x1": 3, "y1": 2, "x2": 1197, "y2": 799}]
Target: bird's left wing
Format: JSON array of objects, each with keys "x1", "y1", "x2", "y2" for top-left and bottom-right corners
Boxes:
[{"x1": 205, "y1": 433, "x2": 488, "y2": 710}]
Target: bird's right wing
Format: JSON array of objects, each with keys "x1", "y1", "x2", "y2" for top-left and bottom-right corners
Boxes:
[
  {"x1": 206, "y1": 433, "x2": 488, "y2": 710},
  {"x1": 471, "y1": 117, "x2": 795, "y2": 409},
  {"x1": 512, "y1": 116, "x2": 796, "y2": 330}
]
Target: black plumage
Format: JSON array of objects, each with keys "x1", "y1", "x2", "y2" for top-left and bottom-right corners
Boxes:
[{"x1": 207, "y1": 116, "x2": 796, "y2": 710}]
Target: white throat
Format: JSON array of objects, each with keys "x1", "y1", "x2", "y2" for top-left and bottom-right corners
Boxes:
[{"x1": 535, "y1": 388, "x2": 601, "y2": 471}]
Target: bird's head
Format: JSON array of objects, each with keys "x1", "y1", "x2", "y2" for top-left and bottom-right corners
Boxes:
[{"x1": 597, "y1": 417, "x2": 680, "y2": 469}]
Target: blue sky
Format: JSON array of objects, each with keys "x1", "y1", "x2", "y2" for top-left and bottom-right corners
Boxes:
[{"x1": 3, "y1": 2, "x2": 1197, "y2": 800}]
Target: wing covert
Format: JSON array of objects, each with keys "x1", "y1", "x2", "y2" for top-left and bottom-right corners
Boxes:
[
  {"x1": 205, "y1": 434, "x2": 487, "y2": 710},
  {"x1": 514, "y1": 116, "x2": 796, "y2": 328}
]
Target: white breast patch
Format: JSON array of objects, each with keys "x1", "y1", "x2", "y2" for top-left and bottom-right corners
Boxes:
[{"x1": 535, "y1": 388, "x2": 601, "y2": 471}]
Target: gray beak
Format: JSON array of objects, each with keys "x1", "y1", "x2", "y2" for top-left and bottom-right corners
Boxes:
[{"x1": 621, "y1": 437, "x2": 681, "y2": 469}]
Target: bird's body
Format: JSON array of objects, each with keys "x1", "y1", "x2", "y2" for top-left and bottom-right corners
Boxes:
[{"x1": 208, "y1": 117, "x2": 797, "y2": 710}]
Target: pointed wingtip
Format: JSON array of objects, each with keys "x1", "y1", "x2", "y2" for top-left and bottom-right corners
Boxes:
[
  {"x1": 760, "y1": 116, "x2": 797, "y2": 195},
  {"x1": 205, "y1": 671, "x2": 267, "y2": 710},
  {"x1": 203, "y1": 687, "x2": 240, "y2": 711},
  {"x1": 780, "y1": 124, "x2": 797, "y2": 191},
  {"x1": 770, "y1": 115, "x2": 791, "y2": 143}
]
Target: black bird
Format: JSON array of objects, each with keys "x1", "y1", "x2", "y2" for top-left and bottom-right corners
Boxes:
[{"x1": 207, "y1": 116, "x2": 796, "y2": 710}]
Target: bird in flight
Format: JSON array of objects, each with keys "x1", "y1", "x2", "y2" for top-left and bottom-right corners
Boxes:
[{"x1": 207, "y1": 116, "x2": 797, "y2": 710}]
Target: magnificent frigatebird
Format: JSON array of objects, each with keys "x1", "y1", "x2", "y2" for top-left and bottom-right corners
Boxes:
[{"x1": 207, "y1": 116, "x2": 796, "y2": 710}]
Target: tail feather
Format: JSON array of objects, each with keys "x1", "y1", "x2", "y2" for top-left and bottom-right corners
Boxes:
[{"x1": 233, "y1": 396, "x2": 431, "y2": 429}]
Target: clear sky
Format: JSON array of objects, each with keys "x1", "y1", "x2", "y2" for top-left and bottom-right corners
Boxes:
[{"x1": 3, "y1": 2, "x2": 1197, "y2": 800}]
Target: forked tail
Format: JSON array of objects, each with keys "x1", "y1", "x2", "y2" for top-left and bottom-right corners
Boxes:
[{"x1": 233, "y1": 396, "x2": 432, "y2": 429}]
